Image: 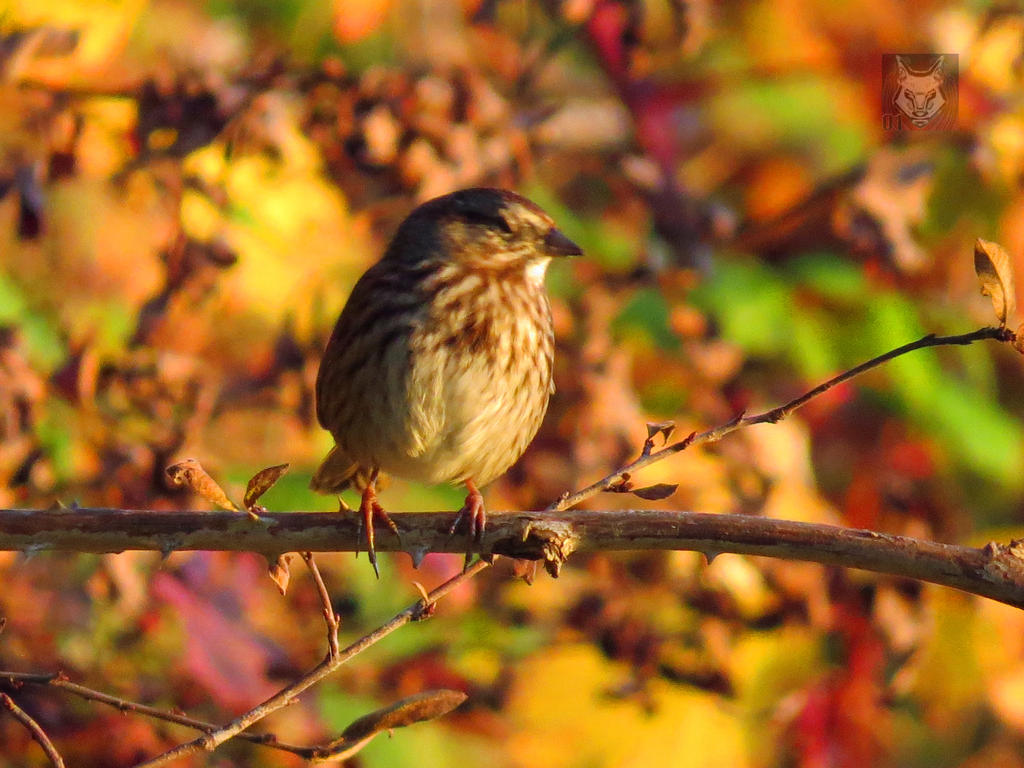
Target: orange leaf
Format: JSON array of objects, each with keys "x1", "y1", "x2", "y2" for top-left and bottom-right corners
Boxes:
[
  {"x1": 333, "y1": 0, "x2": 394, "y2": 43},
  {"x1": 268, "y1": 554, "x2": 292, "y2": 596}
]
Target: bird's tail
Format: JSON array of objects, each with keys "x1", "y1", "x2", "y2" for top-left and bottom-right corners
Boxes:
[{"x1": 310, "y1": 446, "x2": 363, "y2": 494}]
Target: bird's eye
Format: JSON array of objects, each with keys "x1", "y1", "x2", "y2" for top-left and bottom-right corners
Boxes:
[{"x1": 460, "y1": 209, "x2": 513, "y2": 234}]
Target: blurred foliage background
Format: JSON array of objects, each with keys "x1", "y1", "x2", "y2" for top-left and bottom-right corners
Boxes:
[{"x1": 2, "y1": 0, "x2": 1024, "y2": 765}]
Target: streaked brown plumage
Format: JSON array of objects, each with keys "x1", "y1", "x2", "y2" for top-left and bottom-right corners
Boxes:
[{"x1": 311, "y1": 188, "x2": 581, "y2": 573}]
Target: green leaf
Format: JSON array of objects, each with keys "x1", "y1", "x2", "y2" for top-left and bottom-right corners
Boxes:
[
  {"x1": 789, "y1": 308, "x2": 838, "y2": 380},
  {"x1": 709, "y1": 76, "x2": 868, "y2": 172},
  {"x1": 690, "y1": 259, "x2": 792, "y2": 356},
  {"x1": 614, "y1": 288, "x2": 681, "y2": 351},
  {"x1": 866, "y1": 295, "x2": 1023, "y2": 488},
  {"x1": 787, "y1": 252, "x2": 868, "y2": 303},
  {"x1": 36, "y1": 402, "x2": 76, "y2": 479},
  {"x1": 924, "y1": 379, "x2": 1023, "y2": 489},
  {"x1": 0, "y1": 272, "x2": 66, "y2": 372}
]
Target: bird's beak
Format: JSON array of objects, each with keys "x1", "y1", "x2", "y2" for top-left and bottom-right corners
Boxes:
[{"x1": 544, "y1": 227, "x2": 583, "y2": 257}]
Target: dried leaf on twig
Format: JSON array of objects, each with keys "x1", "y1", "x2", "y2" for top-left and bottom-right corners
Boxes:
[
  {"x1": 165, "y1": 459, "x2": 238, "y2": 512},
  {"x1": 312, "y1": 689, "x2": 467, "y2": 762},
  {"x1": 642, "y1": 420, "x2": 676, "y2": 456},
  {"x1": 974, "y1": 238, "x2": 1017, "y2": 325},
  {"x1": 630, "y1": 483, "x2": 678, "y2": 501},
  {"x1": 340, "y1": 689, "x2": 467, "y2": 741},
  {"x1": 243, "y1": 463, "x2": 289, "y2": 516},
  {"x1": 607, "y1": 472, "x2": 677, "y2": 501},
  {"x1": 268, "y1": 554, "x2": 292, "y2": 595}
]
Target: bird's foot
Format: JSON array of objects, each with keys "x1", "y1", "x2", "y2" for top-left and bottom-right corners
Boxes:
[
  {"x1": 448, "y1": 480, "x2": 486, "y2": 570},
  {"x1": 357, "y1": 483, "x2": 400, "y2": 578}
]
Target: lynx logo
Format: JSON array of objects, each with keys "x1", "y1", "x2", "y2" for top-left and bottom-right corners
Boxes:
[{"x1": 882, "y1": 54, "x2": 958, "y2": 131}]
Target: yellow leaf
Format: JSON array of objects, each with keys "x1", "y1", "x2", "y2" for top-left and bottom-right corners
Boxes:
[{"x1": 506, "y1": 644, "x2": 749, "y2": 768}]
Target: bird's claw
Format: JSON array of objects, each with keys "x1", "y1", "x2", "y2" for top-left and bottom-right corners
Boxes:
[
  {"x1": 357, "y1": 485, "x2": 400, "y2": 579},
  {"x1": 448, "y1": 483, "x2": 486, "y2": 570}
]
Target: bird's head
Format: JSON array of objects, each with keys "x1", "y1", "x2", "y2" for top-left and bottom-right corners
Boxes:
[{"x1": 385, "y1": 188, "x2": 582, "y2": 282}]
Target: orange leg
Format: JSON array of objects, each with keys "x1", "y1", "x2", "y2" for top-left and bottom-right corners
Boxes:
[
  {"x1": 357, "y1": 468, "x2": 399, "y2": 578},
  {"x1": 448, "y1": 479, "x2": 486, "y2": 568}
]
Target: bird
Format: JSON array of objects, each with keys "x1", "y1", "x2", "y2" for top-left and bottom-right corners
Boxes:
[{"x1": 311, "y1": 187, "x2": 582, "y2": 575}]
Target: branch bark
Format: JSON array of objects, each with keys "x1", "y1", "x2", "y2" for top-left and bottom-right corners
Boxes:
[
  {"x1": 1, "y1": 692, "x2": 65, "y2": 768},
  {"x1": 3, "y1": 507, "x2": 1024, "y2": 608}
]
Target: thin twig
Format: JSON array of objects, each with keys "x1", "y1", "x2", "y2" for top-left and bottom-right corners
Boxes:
[
  {"x1": 1, "y1": 692, "x2": 65, "y2": 768},
  {"x1": 0, "y1": 672, "x2": 313, "y2": 757},
  {"x1": 302, "y1": 552, "x2": 340, "y2": 658},
  {"x1": 133, "y1": 559, "x2": 490, "y2": 767},
  {"x1": 548, "y1": 326, "x2": 1016, "y2": 512},
  {"x1": 0, "y1": 669, "x2": 453, "y2": 760}
]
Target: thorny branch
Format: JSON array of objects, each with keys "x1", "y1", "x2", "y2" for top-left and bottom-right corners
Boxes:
[
  {"x1": 1, "y1": 325, "x2": 1022, "y2": 761},
  {"x1": 0, "y1": 327, "x2": 1018, "y2": 589},
  {"x1": 2, "y1": 508, "x2": 1024, "y2": 606}
]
